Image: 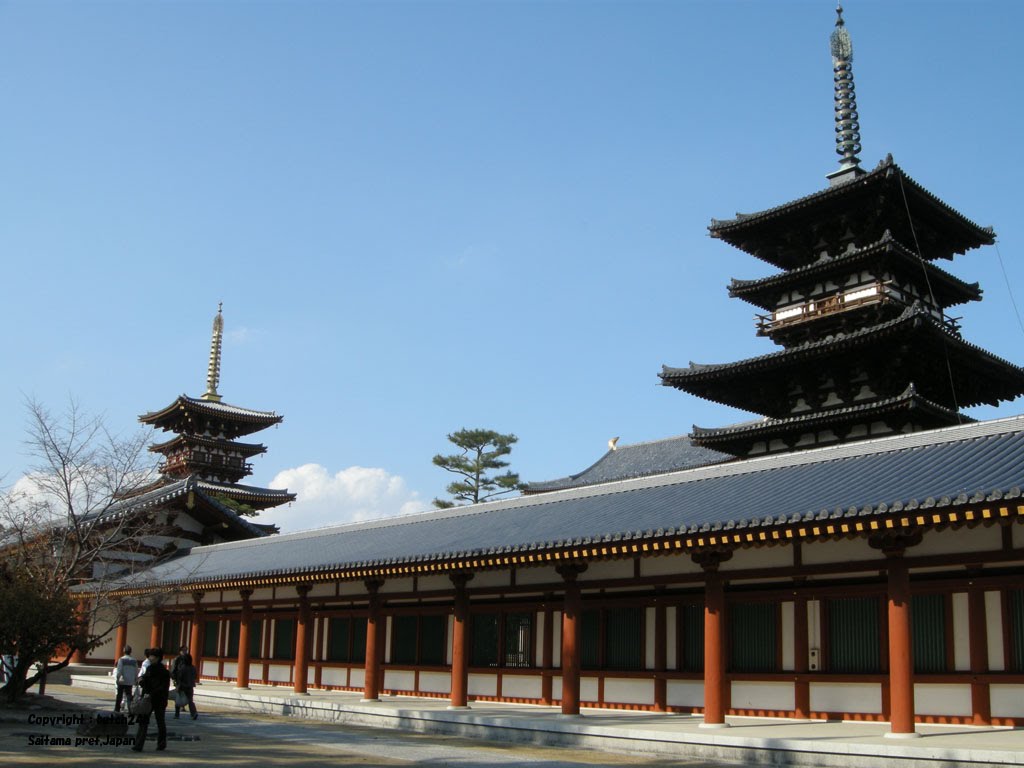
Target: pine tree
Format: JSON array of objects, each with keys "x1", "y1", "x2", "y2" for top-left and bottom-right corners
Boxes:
[{"x1": 432, "y1": 428, "x2": 522, "y2": 508}]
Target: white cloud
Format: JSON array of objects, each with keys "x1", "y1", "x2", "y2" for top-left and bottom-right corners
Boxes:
[{"x1": 264, "y1": 464, "x2": 424, "y2": 534}]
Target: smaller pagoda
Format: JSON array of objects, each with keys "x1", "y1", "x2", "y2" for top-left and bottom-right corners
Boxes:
[
  {"x1": 659, "y1": 6, "x2": 1024, "y2": 458},
  {"x1": 130, "y1": 306, "x2": 294, "y2": 545}
]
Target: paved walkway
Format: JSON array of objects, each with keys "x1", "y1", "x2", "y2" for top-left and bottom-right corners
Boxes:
[{"x1": 67, "y1": 672, "x2": 1024, "y2": 768}]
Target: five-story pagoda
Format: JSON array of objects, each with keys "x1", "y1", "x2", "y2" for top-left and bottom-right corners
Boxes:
[
  {"x1": 133, "y1": 306, "x2": 294, "y2": 542},
  {"x1": 661, "y1": 5, "x2": 1024, "y2": 458}
]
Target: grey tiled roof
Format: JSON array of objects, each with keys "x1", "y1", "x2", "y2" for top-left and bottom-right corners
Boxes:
[
  {"x1": 112, "y1": 416, "x2": 1024, "y2": 589},
  {"x1": 524, "y1": 435, "x2": 730, "y2": 492}
]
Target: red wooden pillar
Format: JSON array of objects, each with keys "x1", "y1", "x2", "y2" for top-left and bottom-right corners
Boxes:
[
  {"x1": 885, "y1": 552, "x2": 917, "y2": 737},
  {"x1": 189, "y1": 592, "x2": 205, "y2": 676},
  {"x1": 150, "y1": 607, "x2": 163, "y2": 649},
  {"x1": 702, "y1": 566, "x2": 727, "y2": 727},
  {"x1": 114, "y1": 620, "x2": 128, "y2": 661},
  {"x1": 653, "y1": 594, "x2": 667, "y2": 712},
  {"x1": 557, "y1": 564, "x2": 586, "y2": 715},
  {"x1": 362, "y1": 580, "x2": 384, "y2": 701},
  {"x1": 71, "y1": 600, "x2": 89, "y2": 663},
  {"x1": 237, "y1": 589, "x2": 253, "y2": 689},
  {"x1": 449, "y1": 573, "x2": 473, "y2": 708},
  {"x1": 294, "y1": 585, "x2": 312, "y2": 694},
  {"x1": 541, "y1": 598, "x2": 554, "y2": 706},
  {"x1": 793, "y1": 591, "x2": 810, "y2": 718},
  {"x1": 968, "y1": 580, "x2": 991, "y2": 724}
]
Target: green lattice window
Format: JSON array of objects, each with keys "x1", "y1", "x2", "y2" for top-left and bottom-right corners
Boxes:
[
  {"x1": 1009, "y1": 590, "x2": 1024, "y2": 672},
  {"x1": 327, "y1": 617, "x2": 367, "y2": 663},
  {"x1": 578, "y1": 607, "x2": 642, "y2": 671},
  {"x1": 504, "y1": 613, "x2": 533, "y2": 668},
  {"x1": 828, "y1": 597, "x2": 880, "y2": 673},
  {"x1": 273, "y1": 618, "x2": 295, "y2": 660},
  {"x1": 679, "y1": 602, "x2": 704, "y2": 672},
  {"x1": 249, "y1": 619, "x2": 263, "y2": 659},
  {"x1": 729, "y1": 601, "x2": 777, "y2": 673},
  {"x1": 471, "y1": 613, "x2": 499, "y2": 667},
  {"x1": 392, "y1": 614, "x2": 446, "y2": 666},
  {"x1": 161, "y1": 620, "x2": 183, "y2": 653},
  {"x1": 203, "y1": 620, "x2": 220, "y2": 657},
  {"x1": 226, "y1": 620, "x2": 240, "y2": 658},
  {"x1": 581, "y1": 610, "x2": 600, "y2": 669},
  {"x1": 912, "y1": 594, "x2": 947, "y2": 673}
]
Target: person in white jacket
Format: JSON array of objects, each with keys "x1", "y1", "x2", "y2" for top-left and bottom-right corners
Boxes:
[{"x1": 114, "y1": 646, "x2": 139, "y2": 712}]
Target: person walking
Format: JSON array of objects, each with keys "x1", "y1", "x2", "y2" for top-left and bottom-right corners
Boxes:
[
  {"x1": 113, "y1": 645, "x2": 138, "y2": 712},
  {"x1": 169, "y1": 646, "x2": 189, "y2": 687},
  {"x1": 132, "y1": 648, "x2": 170, "y2": 752},
  {"x1": 173, "y1": 652, "x2": 198, "y2": 720}
]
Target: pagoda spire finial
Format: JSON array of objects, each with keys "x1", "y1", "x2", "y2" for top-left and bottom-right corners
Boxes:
[
  {"x1": 826, "y1": 3, "x2": 864, "y2": 185},
  {"x1": 202, "y1": 303, "x2": 224, "y2": 402}
]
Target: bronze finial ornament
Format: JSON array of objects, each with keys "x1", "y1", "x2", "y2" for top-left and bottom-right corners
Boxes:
[
  {"x1": 202, "y1": 303, "x2": 224, "y2": 402},
  {"x1": 830, "y1": 3, "x2": 862, "y2": 173}
]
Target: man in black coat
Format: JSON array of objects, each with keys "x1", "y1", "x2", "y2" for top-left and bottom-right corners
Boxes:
[{"x1": 132, "y1": 647, "x2": 170, "y2": 752}]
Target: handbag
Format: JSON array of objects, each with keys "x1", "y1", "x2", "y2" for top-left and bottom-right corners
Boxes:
[
  {"x1": 174, "y1": 688, "x2": 188, "y2": 707},
  {"x1": 130, "y1": 688, "x2": 153, "y2": 716}
]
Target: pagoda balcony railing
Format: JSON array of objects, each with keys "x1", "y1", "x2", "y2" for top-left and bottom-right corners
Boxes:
[
  {"x1": 756, "y1": 281, "x2": 961, "y2": 336},
  {"x1": 159, "y1": 452, "x2": 253, "y2": 476}
]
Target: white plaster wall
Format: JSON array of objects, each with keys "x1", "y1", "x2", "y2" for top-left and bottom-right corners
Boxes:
[
  {"x1": 553, "y1": 611, "x2": 562, "y2": 667},
  {"x1": 336, "y1": 582, "x2": 367, "y2": 597},
  {"x1": 725, "y1": 546, "x2": 793, "y2": 572},
  {"x1": 419, "y1": 671, "x2": 450, "y2": 694},
  {"x1": 605, "y1": 678, "x2": 654, "y2": 705},
  {"x1": 446, "y1": 615, "x2": 454, "y2": 665},
  {"x1": 952, "y1": 592, "x2": 970, "y2": 671},
  {"x1": 222, "y1": 662, "x2": 237, "y2": 678},
  {"x1": 249, "y1": 588, "x2": 274, "y2": 601},
  {"x1": 987, "y1": 591, "x2": 1005, "y2": 671},
  {"x1": 552, "y1": 676, "x2": 562, "y2": 700},
  {"x1": 580, "y1": 559, "x2": 635, "y2": 582},
  {"x1": 350, "y1": 668, "x2": 365, "y2": 688},
  {"x1": 468, "y1": 673, "x2": 497, "y2": 697},
  {"x1": 418, "y1": 575, "x2": 453, "y2": 592},
  {"x1": 520, "y1": 569, "x2": 561, "y2": 585},
  {"x1": 321, "y1": 668, "x2": 347, "y2": 686},
  {"x1": 308, "y1": 667, "x2": 315, "y2": 685},
  {"x1": 580, "y1": 677, "x2": 598, "y2": 702},
  {"x1": 125, "y1": 616, "x2": 151, "y2": 657},
  {"x1": 200, "y1": 660, "x2": 217, "y2": 677},
  {"x1": 732, "y1": 681, "x2": 794, "y2": 711},
  {"x1": 801, "y1": 538, "x2": 878, "y2": 566},
  {"x1": 380, "y1": 578, "x2": 414, "y2": 594},
  {"x1": 248, "y1": 663, "x2": 260, "y2": 681},
  {"x1": 914, "y1": 684, "x2": 971, "y2": 716},
  {"x1": 307, "y1": 584, "x2": 334, "y2": 599},
  {"x1": 914, "y1": 526, "x2": 1000, "y2": 557},
  {"x1": 991, "y1": 685, "x2": 1024, "y2": 718},
  {"x1": 808, "y1": 600, "x2": 822, "y2": 659},
  {"x1": 645, "y1": 608, "x2": 656, "y2": 670},
  {"x1": 809, "y1": 683, "x2": 881, "y2": 714},
  {"x1": 666, "y1": 607, "x2": 677, "y2": 669},
  {"x1": 640, "y1": 553, "x2": 701, "y2": 577},
  {"x1": 384, "y1": 670, "x2": 415, "y2": 690},
  {"x1": 1015, "y1": 523, "x2": 1024, "y2": 550},
  {"x1": 781, "y1": 602, "x2": 795, "y2": 671},
  {"x1": 384, "y1": 617, "x2": 393, "y2": 664},
  {"x1": 267, "y1": 664, "x2": 291, "y2": 683},
  {"x1": 666, "y1": 681, "x2": 703, "y2": 708},
  {"x1": 470, "y1": 570, "x2": 514, "y2": 589},
  {"x1": 535, "y1": 612, "x2": 545, "y2": 664},
  {"x1": 502, "y1": 675, "x2": 542, "y2": 699}
]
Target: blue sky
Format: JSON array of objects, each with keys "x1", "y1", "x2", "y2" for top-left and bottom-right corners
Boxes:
[{"x1": 3, "y1": 0, "x2": 1023, "y2": 532}]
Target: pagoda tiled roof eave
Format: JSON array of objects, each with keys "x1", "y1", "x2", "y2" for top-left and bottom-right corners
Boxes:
[
  {"x1": 139, "y1": 395, "x2": 283, "y2": 428},
  {"x1": 196, "y1": 479, "x2": 296, "y2": 510},
  {"x1": 147, "y1": 433, "x2": 268, "y2": 456},
  {"x1": 89, "y1": 416, "x2": 1024, "y2": 595},
  {"x1": 690, "y1": 387, "x2": 969, "y2": 444},
  {"x1": 728, "y1": 235, "x2": 982, "y2": 310},
  {"x1": 660, "y1": 304, "x2": 1024, "y2": 393},
  {"x1": 709, "y1": 157, "x2": 996, "y2": 259}
]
